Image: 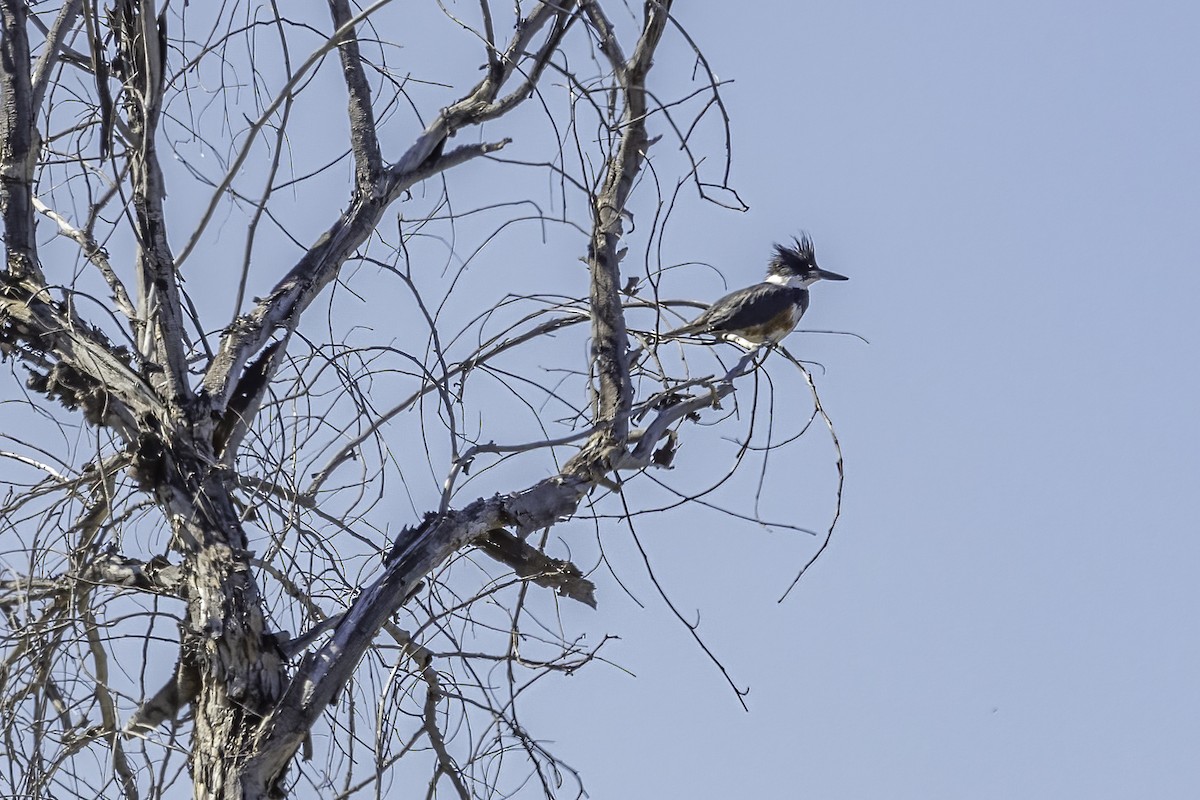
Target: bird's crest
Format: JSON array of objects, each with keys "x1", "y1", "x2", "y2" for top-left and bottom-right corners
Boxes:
[{"x1": 768, "y1": 234, "x2": 817, "y2": 277}]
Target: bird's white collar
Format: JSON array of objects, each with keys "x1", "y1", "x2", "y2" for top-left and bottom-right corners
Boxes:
[{"x1": 764, "y1": 273, "x2": 803, "y2": 288}]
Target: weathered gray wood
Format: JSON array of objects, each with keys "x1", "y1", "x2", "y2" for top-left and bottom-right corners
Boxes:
[{"x1": 0, "y1": 0, "x2": 41, "y2": 281}]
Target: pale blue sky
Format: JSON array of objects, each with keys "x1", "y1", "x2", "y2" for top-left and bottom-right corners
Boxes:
[{"x1": 512, "y1": 2, "x2": 1200, "y2": 798}]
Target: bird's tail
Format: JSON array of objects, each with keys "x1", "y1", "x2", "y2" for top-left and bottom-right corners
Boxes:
[{"x1": 658, "y1": 321, "x2": 705, "y2": 340}]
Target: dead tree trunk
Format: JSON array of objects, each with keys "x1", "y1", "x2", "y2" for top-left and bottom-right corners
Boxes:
[{"x1": 0, "y1": 2, "x2": 842, "y2": 797}]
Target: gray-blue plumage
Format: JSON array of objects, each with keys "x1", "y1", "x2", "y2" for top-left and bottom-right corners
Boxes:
[
  {"x1": 665, "y1": 283, "x2": 808, "y2": 344},
  {"x1": 664, "y1": 234, "x2": 847, "y2": 347}
]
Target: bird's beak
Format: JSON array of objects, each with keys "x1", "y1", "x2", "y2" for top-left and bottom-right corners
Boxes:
[{"x1": 816, "y1": 268, "x2": 849, "y2": 282}]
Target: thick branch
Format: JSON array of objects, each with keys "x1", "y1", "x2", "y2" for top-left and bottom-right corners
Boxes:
[
  {"x1": 84, "y1": 551, "x2": 184, "y2": 595},
  {"x1": 201, "y1": 139, "x2": 508, "y2": 410},
  {"x1": 30, "y1": 0, "x2": 83, "y2": 110},
  {"x1": 113, "y1": 0, "x2": 191, "y2": 406},
  {"x1": 0, "y1": 550, "x2": 181, "y2": 612},
  {"x1": 2, "y1": 6, "x2": 166, "y2": 442},
  {"x1": 478, "y1": 529, "x2": 597, "y2": 608},
  {"x1": 246, "y1": 344, "x2": 751, "y2": 788},
  {"x1": 470, "y1": 5, "x2": 576, "y2": 124},
  {"x1": 0, "y1": 0, "x2": 43, "y2": 281},
  {"x1": 0, "y1": 276, "x2": 164, "y2": 439},
  {"x1": 242, "y1": 475, "x2": 590, "y2": 793},
  {"x1": 327, "y1": 0, "x2": 383, "y2": 186},
  {"x1": 582, "y1": 0, "x2": 673, "y2": 450},
  {"x1": 156, "y1": 455, "x2": 287, "y2": 798},
  {"x1": 200, "y1": 2, "x2": 574, "y2": 421},
  {"x1": 410, "y1": 0, "x2": 575, "y2": 154}
]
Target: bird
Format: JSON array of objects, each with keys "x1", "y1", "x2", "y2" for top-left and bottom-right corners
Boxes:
[{"x1": 662, "y1": 234, "x2": 848, "y2": 349}]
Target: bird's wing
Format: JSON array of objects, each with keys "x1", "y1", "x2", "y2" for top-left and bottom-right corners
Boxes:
[{"x1": 666, "y1": 283, "x2": 799, "y2": 336}]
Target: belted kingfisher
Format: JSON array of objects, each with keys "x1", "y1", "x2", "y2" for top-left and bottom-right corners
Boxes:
[{"x1": 663, "y1": 235, "x2": 848, "y2": 349}]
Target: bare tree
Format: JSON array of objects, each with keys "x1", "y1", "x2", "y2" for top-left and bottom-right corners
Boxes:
[{"x1": 0, "y1": 1, "x2": 843, "y2": 798}]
